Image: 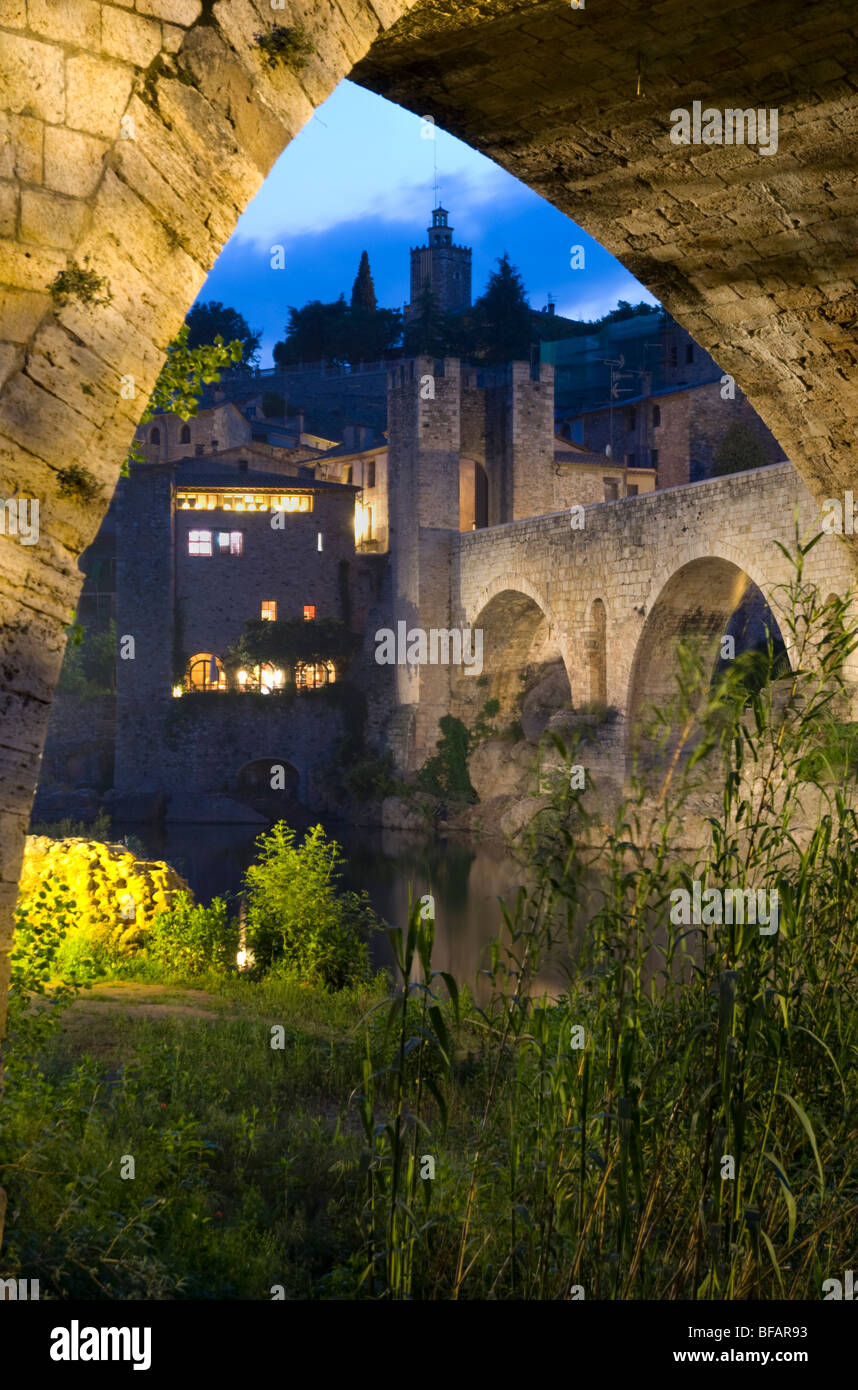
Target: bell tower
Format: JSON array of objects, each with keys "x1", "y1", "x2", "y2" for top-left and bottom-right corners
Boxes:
[{"x1": 407, "y1": 206, "x2": 472, "y2": 320}]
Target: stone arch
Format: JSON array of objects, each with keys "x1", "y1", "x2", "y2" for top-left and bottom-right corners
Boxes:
[
  {"x1": 4, "y1": 1, "x2": 858, "y2": 1079},
  {"x1": 463, "y1": 585, "x2": 569, "y2": 728},
  {"x1": 627, "y1": 555, "x2": 790, "y2": 763},
  {"x1": 235, "y1": 758, "x2": 299, "y2": 800}
]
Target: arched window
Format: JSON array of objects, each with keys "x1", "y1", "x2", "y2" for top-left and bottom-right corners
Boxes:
[
  {"x1": 295, "y1": 660, "x2": 335, "y2": 690},
  {"x1": 180, "y1": 424, "x2": 191, "y2": 444},
  {"x1": 149, "y1": 427, "x2": 160, "y2": 445},
  {"x1": 185, "y1": 652, "x2": 227, "y2": 691}
]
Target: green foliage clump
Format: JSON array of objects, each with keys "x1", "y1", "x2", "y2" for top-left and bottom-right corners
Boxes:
[
  {"x1": 57, "y1": 465, "x2": 102, "y2": 505},
  {"x1": 711, "y1": 420, "x2": 771, "y2": 477},
  {"x1": 343, "y1": 751, "x2": 399, "y2": 802},
  {"x1": 124, "y1": 323, "x2": 243, "y2": 474},
  {"x1": 148, "y1": 893, "x2": 239, "y2": 978},
  {"x1": 244, "y1": 822, "x2": 378, "y2": 988},
  {"x1": 226, "y1": 616, "x2": 360, "y2": 677},
  {"x1": 185, "y1": 300, "x2": 260, "y2": 370},
  {"x1": 252, "y1": 25, "x2": 316, "y2": 71},
  {"x1": 57, "y1": 618, "x2": 116, "y2": 695},
  {"x1": 49, "y1": 257, "x2": 112, "y2": 310},
  {"x1": 417, "y1": 715, "x2": 477, "y2": 803}
]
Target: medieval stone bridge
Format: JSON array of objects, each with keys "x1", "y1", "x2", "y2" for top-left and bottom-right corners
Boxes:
[{"x1": 411, "y1": 461, "x2": 858, "y2": 767}]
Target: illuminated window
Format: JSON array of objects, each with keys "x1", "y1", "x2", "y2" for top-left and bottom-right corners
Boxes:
[
  {"x1": 261, "y1": 600, "x2": 277, "y2": 621},
  {"x1": 317, "y1": 532, "x2": 323, "y2": 552},
  {"x1": 176, "y1": 490, "x2": 313, "y2": 513},
  {"x1": 295, "y1": 660, "x2": 335, "y2": 690},
  {"x1": 216, "y1": 530, "x2": 243, "y2": 555},
  {"x1": 188, "y1": 530, "x2": 212, "y2": 556},
  {"x1": 186, "y1": 652, "x2": 227, "y2": 691},
  {"x1": 303, "y1": 605, "x2": 315, "y2": 621}
]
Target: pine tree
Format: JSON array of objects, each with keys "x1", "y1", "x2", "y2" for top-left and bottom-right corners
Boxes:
[
  {"x1": 470, "y1": 253, "x2": 533, "y2": 364},
  {"x1": 350, "y1": 251, "x2": 377, "y2": 313}
]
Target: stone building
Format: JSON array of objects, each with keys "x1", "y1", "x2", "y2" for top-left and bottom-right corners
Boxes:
[
  {"x1": 550, "y1": 310, "x2": 785, "y2": 487},
  {"x1": 406, "y1": 206, "x2": 472, "y2": 320},
  {"x1": 110, "y1": 459, "x2": 361, "y2": 819}
]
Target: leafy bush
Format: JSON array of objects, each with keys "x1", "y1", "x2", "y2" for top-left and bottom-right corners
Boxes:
[
  {"x1": 417, "y1": 715, "x2": 477, "y2": 803},
  {"x1": 148, "y1": 894, "x2": 239, "y2": 978},
  {"x1": 343, "y1": 752, "x2": 398, "y2": 802},
  {"x1": 244, "y1": 823, "x2": 377, "y2": 988}
]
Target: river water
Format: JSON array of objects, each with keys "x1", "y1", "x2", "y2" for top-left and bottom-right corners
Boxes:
[{"x1": 116, "y1": 817, "x2": 569, "y2": 992}]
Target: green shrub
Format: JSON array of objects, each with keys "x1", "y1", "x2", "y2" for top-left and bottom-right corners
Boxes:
[
  {"x1": 244, "y1": 822, "x2": 376, "y2": 988},
  {"x1": 343, "y1": 752, "x2": 398, "y2": 801},
  {"x1": 417, "y1": 715, "x2": 477, "y2": 803},
  {"x1": 148, "y1": 894, "x2": 239, "y2": 977}
]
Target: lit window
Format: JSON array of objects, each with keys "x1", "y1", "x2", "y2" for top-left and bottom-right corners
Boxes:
[
  {"x1": 317, "y1": 532, "x2": 323, "y2": 552},
  {"x1": 185, "y1": 652, "x2": 226, "y2": 691},
  {"x1": 295, "y1": 660, "x2": 335, "y2": 690},
  {"x1": 261, "y1": 600, "x2": 277, "y2": 621},
  {"x1": 216, "y1": 530, "x2": 243, "y2": 555},
  {"x1": 188, "y1": 530, "x2": 212, "y2": 556},
  {"x1": 303, "y1": 605, "x2": 315, "y2": 621}
]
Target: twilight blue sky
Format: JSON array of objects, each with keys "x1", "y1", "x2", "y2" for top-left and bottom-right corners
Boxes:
[{"x1": 195, "y1": 81, "x2": 659, "y2": 367}]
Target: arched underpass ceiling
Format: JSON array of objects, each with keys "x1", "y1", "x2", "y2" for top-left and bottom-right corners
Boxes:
[{"x1": 354, "y1": 0, "x2": 858, "y2": 503}]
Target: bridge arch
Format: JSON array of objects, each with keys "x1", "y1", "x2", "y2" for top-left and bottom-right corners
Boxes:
[
  {"x1": 627, "y1": 552, "x2": 791, "y2": 763},
  {"x1": 465, "y1": 582, "x2": 570, "y2": 727}
]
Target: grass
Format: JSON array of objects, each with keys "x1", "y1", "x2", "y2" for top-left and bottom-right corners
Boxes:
[{"x1": 3, "y1": 532, "x2": 858, "y2": 1299}]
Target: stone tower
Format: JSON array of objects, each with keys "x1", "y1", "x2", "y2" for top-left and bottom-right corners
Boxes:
[{"x1": 407, "y1": 207, "x2": 472, "y2": 319}]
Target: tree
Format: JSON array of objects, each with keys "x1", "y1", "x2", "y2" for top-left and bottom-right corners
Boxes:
[
  {"x1": 469, "y1": 253, "x2": 533, "y2": 364},
  {"x1": 710, "y1": 420, "x2": 770, "y2": 478},
  {"x1": 350, "y1": 250, "x2": 377, "y2": 313},
  {"x1": 404, "y1": 280, "x2": 454, "y2": 358},
  {"x1": 274, "y1": 296, "x2": 350, "y2": 366},
  {"x1": 185, "y1": 300, "x2": 261, "y2": 370}
]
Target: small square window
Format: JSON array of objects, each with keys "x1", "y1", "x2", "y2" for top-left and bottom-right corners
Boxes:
[
  {"x1": 195, "y1": 444, "x2": 205, "y2": 456},
  {"x1": 627, "y1": 484, "x2": 639, "y2": 497},
  {"x1": 188, "y1": 529, "x2": 212, "y2": 556},
  {"x1": 303, "y1": 605, "x2": 316, "y2": 621},
  {"x1": 261, "y1": 600, "x2": 277, "y2": 621}
]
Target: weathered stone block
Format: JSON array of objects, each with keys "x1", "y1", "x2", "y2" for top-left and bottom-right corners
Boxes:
[
  {"x1": 44, "y1": 126, "x2": 109, "y2": 198},
  {"x1": 21, "y1": 188, "x2": 88, "y2": 249},
  {"x1": 0, "y1": 181, "x2": 17, "y2": 238},
  {"x1": 135, "y1": 0, "x2": 201, "y2": 24},
  {"x1": 29, "y1": 0, "x2": 102, "y2": 48},
  {"x1": 0, "y1": 286, "x2": 50, "y2": 342},
  {"x1": 0, "y1": 33, "x2": 65, "y2": 123},
  {"x1": 101, "y1": 5, "x2": 163, "y2": 67}
]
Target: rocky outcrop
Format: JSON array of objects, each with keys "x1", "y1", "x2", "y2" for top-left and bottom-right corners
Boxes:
[{"x1": 17, "y1": 836, "x2": 191, "y2": 959}]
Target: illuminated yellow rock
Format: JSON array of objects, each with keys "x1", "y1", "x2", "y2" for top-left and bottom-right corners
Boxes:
[{"x1": 18, "y1": 836, "x2": 192, "y2": 958}]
